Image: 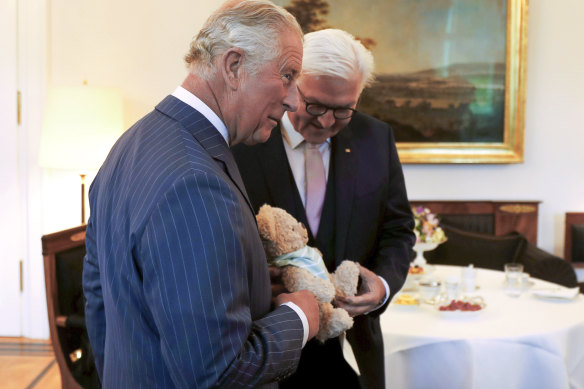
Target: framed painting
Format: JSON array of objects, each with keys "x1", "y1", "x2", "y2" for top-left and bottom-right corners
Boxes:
[{"x1": 274, "y1": 0, "x2": 528, "y2": 163}]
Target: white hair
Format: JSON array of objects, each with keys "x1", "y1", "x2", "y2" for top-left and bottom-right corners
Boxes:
[
  {"x1": 301, "y1": 29, "x2": 375, "y2": 90},
  {"x1": 185, "y1": 0, "x2": 302, "y2": 79}
]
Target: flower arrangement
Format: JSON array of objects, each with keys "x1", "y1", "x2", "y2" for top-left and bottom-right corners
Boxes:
[{"x1": 412, "y1": 206, "x2": 447, "y2": 244}]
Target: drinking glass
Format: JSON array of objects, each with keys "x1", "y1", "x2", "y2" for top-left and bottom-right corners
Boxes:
[
  {"x1": 461, "y1": 264, "x2": 477, "y2": 295},
  {"x1": 504, "y1": 263, "x2": 524, "y2": 297},
  {"x1": 418, "y1": 278, "x2": 442, "y2": 304},
  {"x1": 444, "y1": 276, "x2": 461, "y2": 302}
]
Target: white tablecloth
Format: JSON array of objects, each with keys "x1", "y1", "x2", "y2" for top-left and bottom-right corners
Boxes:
[{"x1": 344, "y1": 265, "x2": 584, "y2": 389}]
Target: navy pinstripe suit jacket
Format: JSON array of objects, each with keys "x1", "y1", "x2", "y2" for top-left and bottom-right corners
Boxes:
[{"x1": 82, "y1": 95, "x2": 303, "y2": 388}]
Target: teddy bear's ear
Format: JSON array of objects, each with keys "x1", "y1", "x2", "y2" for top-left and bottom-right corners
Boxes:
[
  {"x1": 256, "y1": 204, "x2": 276, "y2": 240},
  {"x1": 297, "y1": 221, "x2": 308, "y2": 242},
  {"x1": 297, "y1": 221, "x2": 307, "y2": 232},
  {"x1": 257, "y1": 204, "x2": 272, "y2": 217}
]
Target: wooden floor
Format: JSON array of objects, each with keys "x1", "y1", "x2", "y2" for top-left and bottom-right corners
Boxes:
[{"x1": 0, "y1": 337, "x2": 61, "y2": 389}]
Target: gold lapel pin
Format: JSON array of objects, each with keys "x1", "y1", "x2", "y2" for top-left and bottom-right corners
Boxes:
[{"x1": 345, "y1": 148, "x2": 351, "y2": 153}]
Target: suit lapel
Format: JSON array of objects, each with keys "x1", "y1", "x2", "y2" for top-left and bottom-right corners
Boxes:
[
  {"x1": 333, "y1": 124, "x2": 357, "y2": 261},
  {"x1": 155, "y1": 95, "x2": 254, "y2": 214},
  {"x1": 261, "y1": 124, "x2": 357, "y2": 254}
]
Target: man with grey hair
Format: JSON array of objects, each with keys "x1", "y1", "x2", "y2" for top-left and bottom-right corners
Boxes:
[
  {"x1": 233, "y1": 28, "x2": 415, "y2": 389},
  {"x1": 82, "y1": 1, "x2": 320, "y2": 387}
]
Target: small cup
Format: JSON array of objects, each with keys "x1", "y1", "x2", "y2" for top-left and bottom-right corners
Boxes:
[
  {"x1": 504, "y1": 263, "x2": 524, "y2": 273},
  {"x1": 504, "y1": 263, "x2": 524, "y2": 297},
  {"x1": 418, "y1": 278, "x2": 441, "y2": 304},
  {"x1": 461, "y1": 265, "x2": 477, "y2": 294},
  {"x1": 402, "y1": 275, "x2": 419, "y2": 292},
  {"x1": 444, "y1": 276, "x2": 461, "y2": 301}
]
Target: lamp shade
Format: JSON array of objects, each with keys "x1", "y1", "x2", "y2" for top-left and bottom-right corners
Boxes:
[{"x1": 39, "y1": 85, "x2": 124, "y2": 172}]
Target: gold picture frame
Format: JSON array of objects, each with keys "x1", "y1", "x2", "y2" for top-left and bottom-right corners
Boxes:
[
  {"x1": 276, "y1": 0, "x2": 528, "y2": 164},
  {"x1": 395, "y1": 0, "x2": 528, "y2": 163}
]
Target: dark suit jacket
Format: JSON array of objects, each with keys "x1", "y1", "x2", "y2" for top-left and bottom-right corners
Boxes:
[
  {"x1": 82, "y1": 96, "x2": 304, "y2": 388},
  {"x1": 232, "y1": 112, "x2": 415, "y2": 389}
]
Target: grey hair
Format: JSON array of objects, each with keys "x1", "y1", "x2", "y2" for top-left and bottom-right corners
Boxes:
[
  {"x1": 185, "y1": 0, "x2": 303, "y2": 79},
  {"x1": 301, "y1": 29, "x2": 375, "y2": 91}
]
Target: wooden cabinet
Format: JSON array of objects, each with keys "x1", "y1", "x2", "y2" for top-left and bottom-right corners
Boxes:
[{"x1": 410, "y1": 200, "x2": 540, "y2": 245}]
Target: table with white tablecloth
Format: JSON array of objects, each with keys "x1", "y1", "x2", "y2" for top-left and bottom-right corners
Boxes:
[{"x1": 344, "y1": 265, "x2": 584, "y2": 389}]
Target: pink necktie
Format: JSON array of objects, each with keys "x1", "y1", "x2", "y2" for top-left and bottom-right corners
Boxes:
[{"x1": 305, "y1": 142, "x2": 326, "y2": 237}]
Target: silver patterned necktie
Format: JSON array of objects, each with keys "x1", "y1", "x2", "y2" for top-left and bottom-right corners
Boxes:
[{"x1": 305, "y1": 142, "x2": 326, "y2": 237}]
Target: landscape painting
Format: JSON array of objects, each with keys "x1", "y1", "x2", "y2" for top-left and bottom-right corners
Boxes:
[{"x1": 274, "y1": 0, "x2": 528, "y2": 163}]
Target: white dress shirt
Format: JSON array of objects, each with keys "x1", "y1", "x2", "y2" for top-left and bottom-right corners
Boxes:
[
  {"x1": 172, "y1": 86, "x2": 230, "y2": 145},
  {"x1": 281, "y1": 112, "x2": 331, "y2": 207}
]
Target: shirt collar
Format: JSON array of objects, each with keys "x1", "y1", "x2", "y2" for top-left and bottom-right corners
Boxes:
[
  {"x1": 281, "y1": 112, "x2": 331, "y2": 149},
  {"x1": 171, "y1": 86, "x2": 229, "y2": 145}
]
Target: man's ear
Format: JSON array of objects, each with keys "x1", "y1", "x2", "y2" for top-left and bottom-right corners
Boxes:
[{"x1": 221, "y1": 48, "x2": 245, "y2": 90}]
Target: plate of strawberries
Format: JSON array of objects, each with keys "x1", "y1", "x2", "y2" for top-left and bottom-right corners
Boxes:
[{"x1": 437, "y1": 297, "x2": 486, "y2": 318}]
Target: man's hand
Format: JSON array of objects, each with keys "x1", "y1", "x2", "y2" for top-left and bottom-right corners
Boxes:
[
  {"x1": 335, "y1": 265, "x2": 386, "y2": 317},
  {"x1": 275, "y1": 290, "x2": 320, "y2": 340}
]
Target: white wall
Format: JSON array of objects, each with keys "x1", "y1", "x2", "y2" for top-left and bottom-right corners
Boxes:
[
  {"x1": 27, "y1": 0, "x2": 584, "y2": 337},
  {"x1": 42, "y1": 0, "x2": 219, "y2": 233}
]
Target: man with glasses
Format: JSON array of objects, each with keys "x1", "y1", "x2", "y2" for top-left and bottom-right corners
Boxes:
[{"x1": 233, "y1": 28, "x2": 415, "y2": 389}]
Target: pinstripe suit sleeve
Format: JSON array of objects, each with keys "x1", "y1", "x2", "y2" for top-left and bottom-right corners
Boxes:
[
  {"x1": 82, "y1": 217, "x2": 106, "y2": 378},
  {"x1": 138, "y1": 171, "x2": 303, "y2": 388}
]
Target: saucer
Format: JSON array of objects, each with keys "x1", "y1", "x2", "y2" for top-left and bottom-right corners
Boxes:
[{"x1": 531, "y1": 287, "x2": 579, "y2": 301}]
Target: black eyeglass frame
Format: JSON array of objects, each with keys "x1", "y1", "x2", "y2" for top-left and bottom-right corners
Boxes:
[{"x1": 297, "y1": 87, "x2": 357, "y2": 120}]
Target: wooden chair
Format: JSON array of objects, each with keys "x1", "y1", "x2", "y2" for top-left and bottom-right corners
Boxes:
[
  {"x1": 424, "y1": 224, "x2": 526, "y2": 271},
  {"x1": 565, "y1": 213, "x2": 584, "y2": 293},
  {"x1": 421, "y1": 217, "x2": 578, "y2": 288},
  {"x1": 565, "y1": 213, "x2": 584, "y2": 266},
  {"x1": 42, "y1": 225, "x2": 99, "y2": 389}
]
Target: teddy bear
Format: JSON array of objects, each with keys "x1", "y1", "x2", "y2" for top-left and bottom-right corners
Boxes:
[{"x1": 256, "y1": 204, "x2": 360, "y2": 342}]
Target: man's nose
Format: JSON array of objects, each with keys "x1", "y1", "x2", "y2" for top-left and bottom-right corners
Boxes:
[
  {"x1": 283, "y1": 84, "x2": 299, "y2": 112},
  {"x1": 316, "y1": 110, "x2": 336, "y2": 129}
]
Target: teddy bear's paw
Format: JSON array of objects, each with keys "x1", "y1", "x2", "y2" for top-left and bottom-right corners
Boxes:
[
  {"x1": 315, "y1": 304, "x2": 353, "y2": 342},
  {"x1": 326, "y1": 308, "x2": 354, "y2": 339},
  {"x1": 333, "y1": 260, "x2": 360, "y2": 297},
  {"x1": 315, "y1": 330, "x2": 329, "y2": 343},
  {"x1": 282, "y1": 267, "x2": 335, "y2": 304},
  {"x1": 315, "y1": 303, "x2": 334, "y2": 343}
]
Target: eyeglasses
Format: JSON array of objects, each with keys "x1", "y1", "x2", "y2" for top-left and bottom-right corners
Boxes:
[{"x1": 297, "y1": 87, "x2": 356, "y2": 120}]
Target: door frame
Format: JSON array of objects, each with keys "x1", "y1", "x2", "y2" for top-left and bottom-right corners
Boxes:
[
  {"x1": 18, "y1": 0, "x2": 49, "y2": 339},
  {"x1": 0, "y1": 0, "x2": 22, "y2": 337}
]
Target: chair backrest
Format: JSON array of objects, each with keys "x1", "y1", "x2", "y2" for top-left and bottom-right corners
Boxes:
[
  {"x1": 424, "y1": 224, "x2": 526, "y2": 271},
  {"x1": 423, "y1": 223, "x2": 578, "y2": 288},
  {"x1": 516, "y1": 241, "x2": 578, "y2": 288},
  {"x1": 42, "y1": 225, "x2": 99, "y2": 389},
  {"x1": 565, "y1": 212, "x2": 584, "y2": 266}
]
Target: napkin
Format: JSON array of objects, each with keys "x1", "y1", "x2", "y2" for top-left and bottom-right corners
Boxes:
[{"x1": 531, "y1": 287, "x2": 580, "y2": 300}]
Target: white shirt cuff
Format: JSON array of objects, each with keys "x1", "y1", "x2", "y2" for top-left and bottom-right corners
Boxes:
[
  {"x1": 281, "y1": 301, "x2": 309, "y2": 347},
  {"x1": 365, "y1": 276, "x2": 390, "y2": 315}
]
